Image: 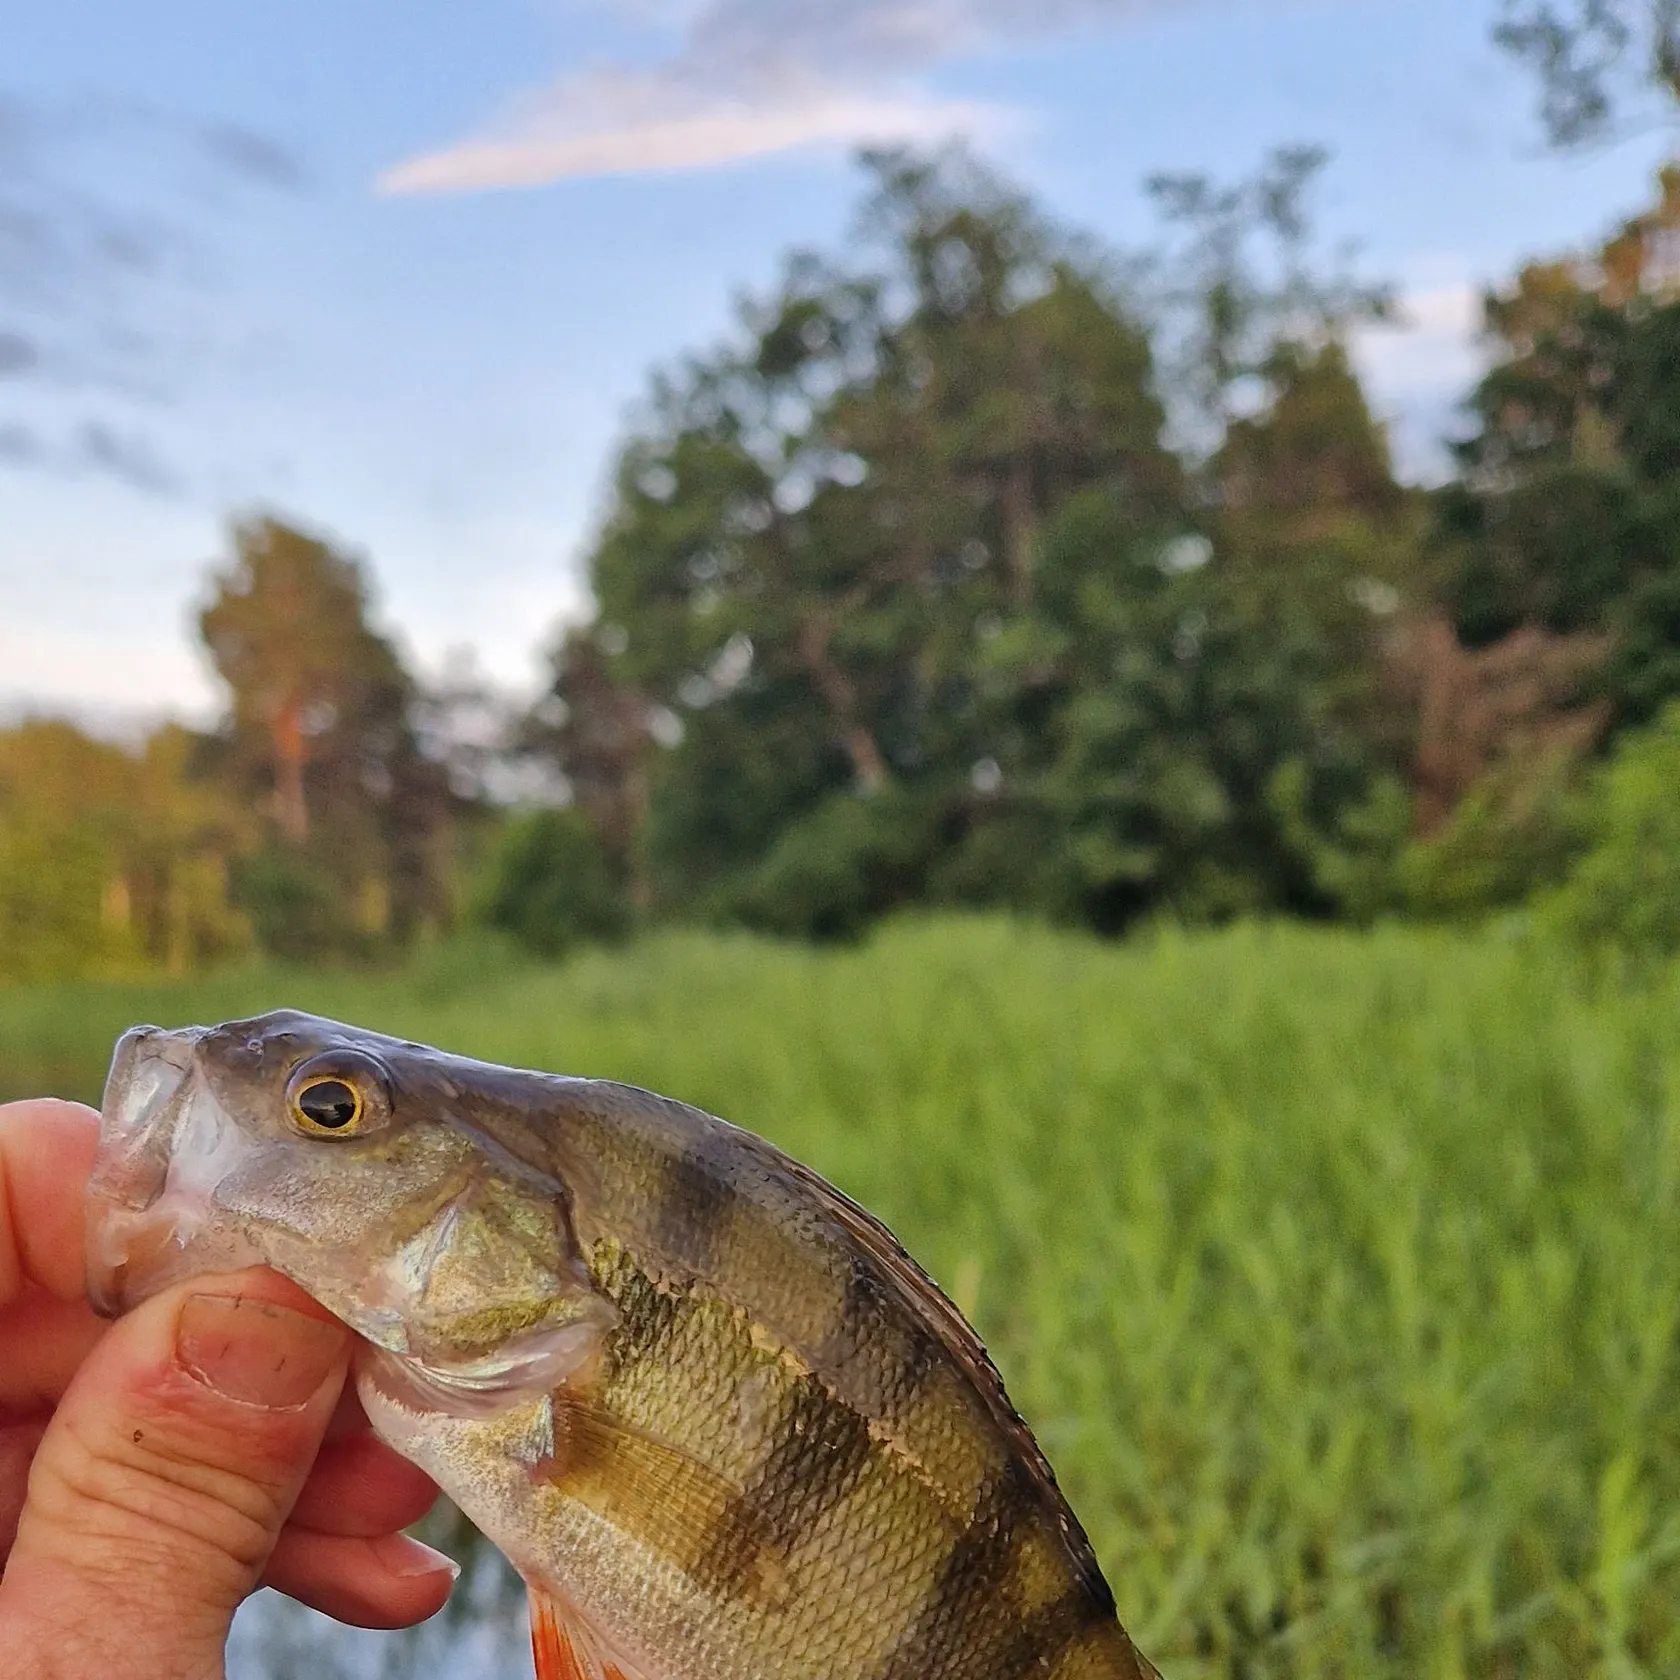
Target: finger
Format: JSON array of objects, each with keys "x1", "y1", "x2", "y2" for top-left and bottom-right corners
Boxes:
[
  {"x1": 288, "y1": 1432, "x2": 439, "y2": 1537},
  {"x1": 0, "y1": 1268, "x2": 349, "y2": 1678},
  {"x1": 261, "y1": 1526, "x2": 458, "y2": 1629},
  {"x1": 0, "y1": 1418, "x2": 47, "y2": 1563},
  {"x1": 0, "y1": 1101, "x2": 101, "y2": 1306},
  {"x1": 0, "y1": 1283, "x2": 107, "y2": 1411},
  {"x1": 323, "y1": 1374, "x2": 371, "y2": 1442}
]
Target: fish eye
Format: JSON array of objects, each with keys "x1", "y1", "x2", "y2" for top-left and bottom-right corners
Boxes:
[
  {"x1": 285, "y1": 1051, "x2": 391, "y2": 1138},
  {"x1": 294, "y1": 1077, "x2": 361, "y2": 1131}
]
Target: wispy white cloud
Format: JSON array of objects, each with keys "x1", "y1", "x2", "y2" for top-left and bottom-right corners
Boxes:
[
  {"x1": 379, "y1": 0, "x2": 1166, "y2": 193},
  {"x1": 382, "y1": 84, "x2": 1001, "y2": 193}
]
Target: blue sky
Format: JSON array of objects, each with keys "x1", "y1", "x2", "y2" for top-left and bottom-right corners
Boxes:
[{"x1": 3, "y1": 0, "x2": 1674, "y2": 723}]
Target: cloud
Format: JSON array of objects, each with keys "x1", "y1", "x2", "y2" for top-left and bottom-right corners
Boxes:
[
  {"x1": 0, "y1": 331, "x2": 38, "y2": 377},
  {"x1": 73, "y1": 420, "x2": 179, "y2": 494},
  {"x1": 0, "y1": 414, "x2": 180, "y2": 491},
  {"x1": 0, "y1": 90, "x2": 299, "y2": 494},
  {"x1": 383, "y1": 85, "x2": 1000, "y2": 192},
  {"x1": 199, "y1": 123, "x2": 307, "y2": 192},
  {"x1": 1352, "y1": 272, "x2": 1487, "y2": 482},
  {"x1": 380, "y1": 0, "x2": 1166, "y2": 192}
]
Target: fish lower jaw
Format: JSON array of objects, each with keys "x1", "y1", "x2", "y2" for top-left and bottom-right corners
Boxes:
[{"x1": 84, "y1": 1191, "x2": 263, "y2": 1317}]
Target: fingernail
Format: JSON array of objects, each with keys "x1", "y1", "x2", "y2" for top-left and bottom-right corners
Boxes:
[
  {"x1": 176, "y1": 1293, "x2": 348, "y2": 1409},
  {"x1": 374, "y1": 1532, "x2": 461, "y2": 1581}
]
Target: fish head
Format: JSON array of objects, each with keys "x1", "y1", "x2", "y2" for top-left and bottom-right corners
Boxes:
[{"x1": 86, "y1": 1010, "x2": 613, "y2": 1403}]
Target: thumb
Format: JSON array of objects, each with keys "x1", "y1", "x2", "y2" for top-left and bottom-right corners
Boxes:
[{"x1": 1, "y1": 1269, "x2": 349, "y2": 1680}]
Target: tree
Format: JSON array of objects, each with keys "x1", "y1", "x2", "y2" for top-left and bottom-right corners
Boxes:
[
  {"x1": 1207, "y1": 341, "x2": 1422, "y2": 755},
  {"x1": 962, "y1": 487, "x2": 1367, "y2": 930},
  {"x1": 1144, "y1": 146, "x2": 1393, "y2": 451},
  {"x1": 1440, "y1": 168, "x2": 1680, "y2": 728},
  {"x1": 527, "y1": 146, "x2": 1431, "y2": 939},
  {"x1": 476, "y1": 808, "x2": 628, "y2": 958},
  {"x1": 0, "y1": 718, "x2": 252, "y2": 982},
  {"x1": 540, "y1": 147, "x2": 1185, "y2": 924},
  {"x1": 199, "y1": 516, "x2": 456, "y2": 957},
  {"x1": 1494, "y1": 0, "x2": 1680, "y2": 144},
  {"x1": 520, "y1": 625, "x2": 661, "y2": 912}
]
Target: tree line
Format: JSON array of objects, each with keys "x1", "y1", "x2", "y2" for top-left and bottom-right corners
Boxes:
[
  {"x1": 504, "y1": 143, "x2": 1680, "y2": 951},
  {"x1": 5, "y1": 35, "x2": 1680, "y2": 977}
]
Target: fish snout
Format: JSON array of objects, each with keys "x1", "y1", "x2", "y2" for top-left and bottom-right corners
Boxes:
[
  {"x1": 91, "y1": 1027, "x2": 202, "y2": 1209},
  {"x1": 85, "y1": 1025, "x2": 212, "y2": 1317}
]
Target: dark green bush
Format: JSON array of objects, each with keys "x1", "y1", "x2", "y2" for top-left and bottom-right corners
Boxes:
[
  {"x1": 725, "y1": 788, "x2": 936, "y2": 941},
  {"x1": 475, "y1": 809, "x2": 629, "y2": 959},
  {"x1": 233, "y1": 845, "x2": 362, "y2": 964}
]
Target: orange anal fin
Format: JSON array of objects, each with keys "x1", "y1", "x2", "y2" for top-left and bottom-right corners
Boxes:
[
  {"x1": 528, "y1": 1582, "x2": 636, "y2": 1680},
  {"x1": 530, "y1": 1585, "x2": 586, "y2": 1680}
]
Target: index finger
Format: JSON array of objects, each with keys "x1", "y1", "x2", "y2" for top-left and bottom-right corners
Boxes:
[{"x1": 0, "y1": 1101, "x2": 101, "y2": 1307}]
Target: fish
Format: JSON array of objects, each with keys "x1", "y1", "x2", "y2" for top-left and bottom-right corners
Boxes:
[{"x1": 84, "y1": 1010, "x2": 1162, "y2": 1680}]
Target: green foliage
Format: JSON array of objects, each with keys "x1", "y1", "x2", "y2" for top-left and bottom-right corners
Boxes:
[
  {"x1": 0, "y1": 819, "x2": 135, "y2": 983},
  {"x1": 512, "y1": 147, "x2": 1437, "y2": 945},
  {"x1": 1444, "y1": 186, "x2": 1680, "y2": 734},
  {"x1": 535, "y1": 147, "x2": 1216, "y2": 933},
  {"x1": 10, "y1": 917, "x2": 1680, "y2": 1677},
  {"x1": 232, "y1": 845, "x2": 358, "y2": 965},
  {"x1": 1400, "y1": 752, "x2": 1586, "y2": 920},
  {"x1": 1016, "y1": 487, "x2": 1387, "y2": 930},
  {"x1": 1612, "y1": 551, "x2": 1680, "y2": 724},
  {"x1": 723, "y1": 786, "x2": 937, "y2": 940},
  {"x1": 1541, "y1": 701, "x2": 1680, "y2": 954},
  {"x1": 0, "y1": 719, "x2": 251, "y2": 984},
  {"x1": 1268, "y1": 759, "x2": 1413, "y2": 923},
  {"x1": 475, "y1": 808, "x2": 630, "y2": 958},
  {"x1": 9, "y1": 154, "x2": 1680, "y2": 984}
]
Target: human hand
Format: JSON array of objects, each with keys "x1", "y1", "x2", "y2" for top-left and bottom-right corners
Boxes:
[{"x1": 0, "y1": 1098, "x2": 455, "y2": 1679}]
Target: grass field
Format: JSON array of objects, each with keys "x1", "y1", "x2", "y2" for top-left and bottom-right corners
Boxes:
[{"x1": 5, "y1": 915, "x2": 1679, "y2": 1679}]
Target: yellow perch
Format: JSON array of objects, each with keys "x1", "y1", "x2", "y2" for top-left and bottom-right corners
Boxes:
[{"x1": 85, "y1": 1011, "x2": 1161, "y2": 1680}]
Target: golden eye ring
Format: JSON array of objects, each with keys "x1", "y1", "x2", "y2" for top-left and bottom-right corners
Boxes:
[
  {"x1": 291, "y1": 1075, "x2": 363, "y2": 1133},
  {"x1": 284, "y1": 1050, "x2": 392, "y2": 1137}
]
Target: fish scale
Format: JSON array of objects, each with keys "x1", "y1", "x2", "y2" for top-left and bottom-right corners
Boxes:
[{"x1": 84, "y1": 1009, "x2": 1162, "y2": 1680}]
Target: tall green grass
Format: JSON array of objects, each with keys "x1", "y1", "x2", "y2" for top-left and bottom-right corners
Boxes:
[{"x1": 6, "y1": 916, "x2": 1679, "y2": 1678}]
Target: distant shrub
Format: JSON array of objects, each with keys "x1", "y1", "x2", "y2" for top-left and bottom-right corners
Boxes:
[
  {"x1": 1268, "y1": 759, "x2": 1414, "y2": 924},
  {"x1": 1399, "y1": 751, "x2": 1585, "y2": 921},
  {"x1": 475, "y1": 809, "x2": 629, "y2": 959},
  {"x1": 1540, "y1": 701, "x2": 1680, "y2": 956},
  {"x1": 232, "y1": 846, "x2": 356, "y2": 964},
  {"x1": 726, "y1": 788, "x2": 935, "y2": 942}
]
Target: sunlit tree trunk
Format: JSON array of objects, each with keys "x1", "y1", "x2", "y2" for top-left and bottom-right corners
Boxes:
[{"x1": 271, "y1": 696, "x2": 309, "y2": 843}]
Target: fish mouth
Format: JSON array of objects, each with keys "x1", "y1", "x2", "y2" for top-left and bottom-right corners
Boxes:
[{"x1": 85, "y1": 1025, "x2": 260, "y2": 1317}]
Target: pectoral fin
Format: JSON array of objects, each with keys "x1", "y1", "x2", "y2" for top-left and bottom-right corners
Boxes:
[
  {"x1": 528, "y1": 1583, "x2": 642, "y2": 1680},
  {"x1": 532, "y1": 1395, "x2": 790, "y2": 1605}
]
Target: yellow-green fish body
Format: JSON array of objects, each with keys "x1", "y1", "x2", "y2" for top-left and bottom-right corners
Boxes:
[{"x1": 85, "y1": 1012, "x2": 1159, "y2": 1680}]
